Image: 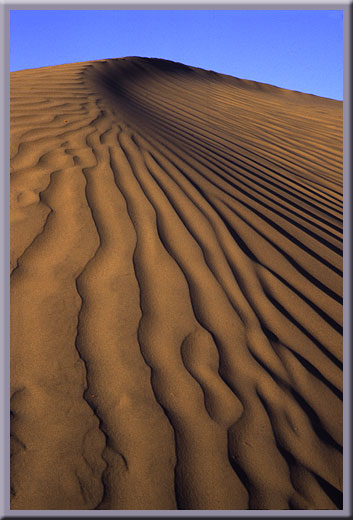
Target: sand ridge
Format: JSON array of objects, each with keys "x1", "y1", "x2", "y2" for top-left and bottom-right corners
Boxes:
[{"x1": 10, "y1": 57, "x2": 343, "y2": 510}]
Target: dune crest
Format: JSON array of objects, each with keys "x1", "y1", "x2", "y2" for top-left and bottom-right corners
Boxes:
[{"x1": 10, "y1": 57, "x2": 343, "y2": 510}]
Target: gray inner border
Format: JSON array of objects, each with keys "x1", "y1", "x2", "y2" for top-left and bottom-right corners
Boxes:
[{"x1": 1, "y1": 2, "x2": 351, "y2": 518}]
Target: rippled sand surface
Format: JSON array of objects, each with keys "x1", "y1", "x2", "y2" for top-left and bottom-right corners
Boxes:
[{"x1": 10, "y1": 57, "x2": 343, "y2": 510}]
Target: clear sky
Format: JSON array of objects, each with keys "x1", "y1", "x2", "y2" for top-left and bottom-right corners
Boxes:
[{"x1": 10, "y1": 9, "x2": 343, "y2": 100}]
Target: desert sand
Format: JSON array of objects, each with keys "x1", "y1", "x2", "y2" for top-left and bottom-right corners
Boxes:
[{"x1": 10, "y1": 57, "x2": 343, "y2": 510}]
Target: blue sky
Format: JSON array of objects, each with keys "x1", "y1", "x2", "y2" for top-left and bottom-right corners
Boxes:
[{"x1": 10, "y1": 10, "x2": 343, "y2": 100}]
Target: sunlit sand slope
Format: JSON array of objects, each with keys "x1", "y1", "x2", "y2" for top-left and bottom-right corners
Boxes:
[{"x1": 10, "y1": 57, "x2": 343, "y2": 510}]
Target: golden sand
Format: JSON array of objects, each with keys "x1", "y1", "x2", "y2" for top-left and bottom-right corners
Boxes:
[{"x1": 10, "y1": 57, "x2": 343, "y2": 510}]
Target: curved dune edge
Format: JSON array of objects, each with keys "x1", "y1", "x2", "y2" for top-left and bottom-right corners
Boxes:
[{"x1": 10, "y1": 57, "x2": 343, "y2": 510}]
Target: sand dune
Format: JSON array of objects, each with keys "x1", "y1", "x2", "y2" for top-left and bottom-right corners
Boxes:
[{"x1": 10, "y1": 57, "x2": 343, "y2": 510}]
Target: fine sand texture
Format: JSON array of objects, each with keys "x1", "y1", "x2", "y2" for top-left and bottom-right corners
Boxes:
[{"x1": 10, "y1": 57, "x2": 343, "y2": 510}]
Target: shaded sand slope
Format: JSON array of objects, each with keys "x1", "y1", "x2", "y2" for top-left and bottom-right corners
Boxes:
[{"x1": 10, "y1": 57, "x2": 343, "y2": 510}]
